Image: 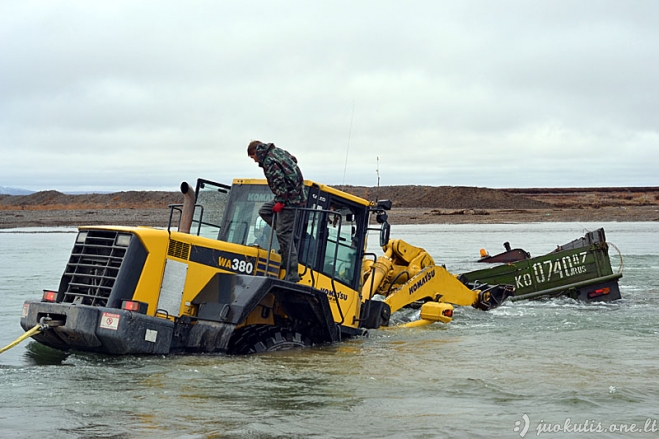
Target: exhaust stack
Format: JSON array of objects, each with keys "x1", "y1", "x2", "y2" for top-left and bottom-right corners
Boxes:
[{"x1": 179, "y1": 182, "x2": 195, "y2": 234}]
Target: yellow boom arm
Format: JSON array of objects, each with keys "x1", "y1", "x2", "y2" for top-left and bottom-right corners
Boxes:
[{"x1": 361, "y1": 239, "x2": 495, "y2": 325}]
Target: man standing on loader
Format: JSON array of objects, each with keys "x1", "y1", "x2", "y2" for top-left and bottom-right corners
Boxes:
[{"x1": 247, "y1": 140, "x2": 306, "y2": 282}]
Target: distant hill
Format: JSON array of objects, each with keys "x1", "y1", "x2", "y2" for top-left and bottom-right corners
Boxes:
[
  {"x1": 0, "y1": 185, "x2": 657, "y2": 211},
  {"x1": 0, "y1": 186, "x2": 34, "y2": 195},
  {"x1": 0, "y1": 190, "x2": 180, "y2": 210},
  {"x1": 335, "y1": 185, "x2": 551, "y2": 209}
]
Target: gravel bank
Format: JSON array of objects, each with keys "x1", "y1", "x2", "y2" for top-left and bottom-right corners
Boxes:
[
  {"x1": 0, "y1": 208, "x2": 171, "y2": 229},
  {"x1": 1, "y1": 205, "x2": 658, "y2": 230}
]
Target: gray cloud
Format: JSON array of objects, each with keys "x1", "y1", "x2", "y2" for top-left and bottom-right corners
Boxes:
[{"x1": 1, "y1": 0, "x2": 657, "y2": 191}]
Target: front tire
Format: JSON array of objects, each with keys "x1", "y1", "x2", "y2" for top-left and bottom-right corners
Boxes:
[{"x1": 229, "y1": 325, "x2": 311, "y2": 354}]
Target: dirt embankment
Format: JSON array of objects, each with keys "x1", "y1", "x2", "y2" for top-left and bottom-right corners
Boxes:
[
  {"x1": 335, "y1": 185, "x2": 659, "y2": 225},
  {"x1": 1, "y1": 186, "x2": 658, "y2": 229},
  {"x1": 334, "y1": 185, "x2": 551, "y2": 209},
  {"x1": 0, "y1": 190, "x2": 180, "y2": 210},
  {"x1": 0, "y1": 191, "x2": 181, "y2": 229}
]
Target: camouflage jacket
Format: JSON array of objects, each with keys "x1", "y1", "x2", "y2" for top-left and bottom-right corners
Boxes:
[{"x1": 254, "y1": 142, "x2": 306, "y2": 206}]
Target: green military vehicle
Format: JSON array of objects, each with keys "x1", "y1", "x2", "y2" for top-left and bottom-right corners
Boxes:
[{"x1": 459, "y1": 228, "x2": 622, "y2": 303}]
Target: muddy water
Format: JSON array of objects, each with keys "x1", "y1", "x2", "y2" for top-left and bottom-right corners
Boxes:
[{"x1": 1, "y1": 223, "x2": 658, "y2": 438}]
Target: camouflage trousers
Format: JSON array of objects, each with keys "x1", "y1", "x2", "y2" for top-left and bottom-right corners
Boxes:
[{"x1": 259, "y1": 201, "x2": 300, "y2": 281}]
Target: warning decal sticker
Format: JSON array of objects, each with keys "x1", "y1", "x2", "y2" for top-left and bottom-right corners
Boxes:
[{"x1": 100, "y1": 312, "x2": 121, "y2": 330}]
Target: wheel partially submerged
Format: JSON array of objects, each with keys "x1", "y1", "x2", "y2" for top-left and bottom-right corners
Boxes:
[{"x1": 229, "y1": 325, "x2": 312, "y2": 354}]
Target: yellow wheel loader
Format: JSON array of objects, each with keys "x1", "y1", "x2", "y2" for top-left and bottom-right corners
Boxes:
[{"x1": 20, "y1": 178, "x2": 512, "y2": 355}]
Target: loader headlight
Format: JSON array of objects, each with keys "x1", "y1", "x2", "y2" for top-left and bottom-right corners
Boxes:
[
  {"x1": 115, "y1": 233, "x2": 132, "y2": 247},
  {"x1": 420, "y1": 302, "x2": 454, "y2": 324}
]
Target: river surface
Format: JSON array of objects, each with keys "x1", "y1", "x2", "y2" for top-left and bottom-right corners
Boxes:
[{"x1": 1, "y1": 222, "x2": 658, "y2": 438}]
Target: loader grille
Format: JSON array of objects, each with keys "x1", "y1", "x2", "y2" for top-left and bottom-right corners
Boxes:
[
  {"x1": 168, "y1": 239, "x2": 191, "y2": 260},
  {"x1": 61, "y1": 230, "x2": 129, "y2": 306}
]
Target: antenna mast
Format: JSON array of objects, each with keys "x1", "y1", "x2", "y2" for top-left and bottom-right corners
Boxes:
[
  {"x1": 342, "y1": 101, "x2": 355, "y2": 185},
  {"x1": 376, "y1": 156, "x2": 380, "y2": 200}
]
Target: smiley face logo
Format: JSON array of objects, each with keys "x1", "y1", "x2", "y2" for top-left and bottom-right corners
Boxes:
[{"x1": 513, "y1": 414, "x2": 530, "y2": 437}]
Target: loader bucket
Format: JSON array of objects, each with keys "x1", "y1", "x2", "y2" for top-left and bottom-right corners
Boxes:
[{"x1": 471, "y1": 283, "x2": 515, "y2": 311}]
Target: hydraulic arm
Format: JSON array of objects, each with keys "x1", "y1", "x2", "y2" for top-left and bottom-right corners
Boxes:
[{"x1": 362, "y1": 240, "x2": 512, "y2": 325}]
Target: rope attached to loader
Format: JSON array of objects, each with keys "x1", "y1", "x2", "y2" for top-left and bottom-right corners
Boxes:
[{"x1": 0, "y1": 322, "x2": 46, "y2": 355}]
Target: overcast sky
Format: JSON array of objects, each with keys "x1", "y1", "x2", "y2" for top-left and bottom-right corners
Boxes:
[{"x1": 1, "y1": 1, "x2": 657, "y2": 192}]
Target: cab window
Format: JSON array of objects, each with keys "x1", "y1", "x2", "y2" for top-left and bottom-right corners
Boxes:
[
  {"x1": 191, "y1": 180, "x2": 230, "y2": 239},
  {"x1": 320, "y1": 203, "x2": 360, "y2": 286},
  {"x1": 218, "y1": 184, "x2": 279, "y2": 250}
]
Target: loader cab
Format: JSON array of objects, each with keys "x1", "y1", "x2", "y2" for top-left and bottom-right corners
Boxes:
[
  {"x1": 186, "y1": 178, "x2": 384, "y2": 291},
  {"x1": 298, "y1": 186, "x2": 370, "y2": 290}
]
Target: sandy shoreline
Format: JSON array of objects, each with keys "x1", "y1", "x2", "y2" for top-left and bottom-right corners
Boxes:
[{"x1": 1, "y1": 205, "x2": 658, "y2": 230}]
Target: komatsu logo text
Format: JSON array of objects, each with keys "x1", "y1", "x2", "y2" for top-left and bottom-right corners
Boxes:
[
  {"x1": 320, "y1": 288, "x2": 348, "y2": 302},
  {"x1": 409, "y1": 270, "x2": 435, "y2": 294},
  {"x1": 247, "y1": 193, "x2": 275, "y2": 202}
]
